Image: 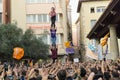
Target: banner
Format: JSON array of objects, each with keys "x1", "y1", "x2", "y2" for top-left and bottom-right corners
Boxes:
[
  {"x1": 66, "y1": 48, "x2": 74, "y2": 54},
  {"x1": 86, "y1": 47, "x2": 98, "y2": 60},
  {"x1": 88, "y1": 43, "x2": 96, "y2": 52},
  {"x1": 97, "y1": 45, "x2": 103, "y2": 60}
]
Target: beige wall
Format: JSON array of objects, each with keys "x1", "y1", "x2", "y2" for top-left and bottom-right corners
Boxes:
[
  {"x1": 26, "y1": 3, "x2": 62, "y2": 14},
  {"x1": 80, "y1": 1, "x2": 110, "y2": 47},
  {"x1": 76, "y1": 19, "x2": 80, "y2": 48},
  {"x1": 11, "y1": 0, "x2": 26, "y2": 31},
  {"x1": 78, "y1": 0, "x2": 110, "y2": 60},
  {"x1": 79, "y1": 0, "x2": 120, "y2": 59},
  {"x1": 72, "y1": 24, "x2": 77, "y2": 46}
]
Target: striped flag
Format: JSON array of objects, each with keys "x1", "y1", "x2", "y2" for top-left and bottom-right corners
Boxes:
[{"x1": 105, "y1": 44, "x2": 108, "y2": 56}]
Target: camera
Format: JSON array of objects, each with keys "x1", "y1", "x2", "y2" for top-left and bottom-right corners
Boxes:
[{"x1": 48, "y1": 74, "x2": 56, "y2": 79}]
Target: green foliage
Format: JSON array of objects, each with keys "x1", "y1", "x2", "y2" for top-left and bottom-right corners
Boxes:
[
  {"x1": 0, "y1": 24, "x2": 23, "y2": 55},
  {"x1": 0, "y1": 24, "x2": 49, "y2": 60},
  {"x1": 21, "y1": 29, "x2": 49, "y2": 59}
]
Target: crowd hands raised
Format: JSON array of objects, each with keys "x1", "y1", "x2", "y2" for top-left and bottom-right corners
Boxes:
[{"x1": 0, "y1": 57, "x2": 120, "y2": 80}]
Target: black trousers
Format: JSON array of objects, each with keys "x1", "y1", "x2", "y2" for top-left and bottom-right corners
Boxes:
[
  {"x1": 51, "y1": 16, "x2": 56, "y2": 27},
  {"x1": 52, "y1": 58, "x2": 57, "y2": 63}
]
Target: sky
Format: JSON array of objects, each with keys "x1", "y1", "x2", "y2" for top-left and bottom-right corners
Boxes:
[{"x1": 70, "y1": 0, "x2": 79, "y2": 24}]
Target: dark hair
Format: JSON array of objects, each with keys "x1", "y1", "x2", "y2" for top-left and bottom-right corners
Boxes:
[
  {"x1": 29, "y1": 76, "x2": 42, "y2": 80},
  {"x1": 80, "y1": 67, "x2": 86, "y2": 77},
  {"x1": 22, "y1": 70, "x2": 26, "y2": 76},
  {"x1": 112, "y1": 71, "x2": 119, "y2": 78},
  {"x1": 34, "y1": 69, "x2": 39, "y2": 77},
  {"x1": 52, "y1": 44, "x2": 56, "y2": 47},
  {"x1": 29, "y1": 77, "x2": 36, "y2": 80},
  {"x1": 93, "y1": 74, "x2": 103, "y2": 80},
  {"x1": 90, "y1": 68, "x2": 98, "y2": 74},
  {"x1": 104, "y1": 72, "x2": 111, "y2": 80},
  {"x1": 66, "y1": 76, "x2": 73, "y2": 80},
  {"x1": 36, "y1": 76, "x2": 42, "y2": 80},
  {"x1": 117, "y1": 66, "x2": 120, "y2": 70},
  {"x1": 34, "y1": 69, "x2": 39, "y2": 74},
  {"x1": 51, "y1": 7, "x2": 55, "y2": 10},
  {"x1": 57, "y1": 70, "x2": 66, "y2": 80}
]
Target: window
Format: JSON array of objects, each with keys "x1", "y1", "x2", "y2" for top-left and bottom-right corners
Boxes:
[
  {"x1": 42, "y1": 35, "x2": 48, "y2": 43},
  {"x1": 0, "y1": 13, "x2": 2, "y2": 23},
  {"x1": 38, "y1": 14, "x2": 48, "y2": 23},
  {"x1": 48, "y1": 14, "x2": 59, "y2": 22},
  {"x1": 89, "y1": 39, "x2": 97, "y2": 52},
  {"x1": 37, "y1": 34, "x2": 61, "y2": 44},
  {"x1": 26, "y1": 0, "x2": 59, "y2": 3},
  {"x1": 37, "y1": 0, "x2": 42, "y2": 3},
  {"x1": 97, "y1": 6, "x2": 105, "y2": 13},
  {"x1": 26, "y1": 0, "x2": 37, "y2": 3},
  {"x1": 43, "y1": 14, "x2": 47, "y2": 22},
  {"x1": 41, "y1": 0, "x2": 46, "y2": 3},
  {"x1": 90, "y1": 7, "x2": 95, "y2": 13},
  {"x1": 26, "y1": 14, "x2": 37, "y2": 23},
  {"x1": 48, "y1": 34, "x2": 61, "y2": 44},
  {"x1": 27, "y1": 14, "x2": 59, "y2": 23},
  {"x1": 47, "y1": 0, "x2": 59, "y2": 3},
  {"x1": 92, "y1": 39, "x2": 96, "y2": 46},
  {"x1": 38, "y1": 15, "x2": 42, "y2": 22},
  {"x1": 90, "y1": 20, "x2": 96, "y2": 28},
  {"x1": 56, "y1": 34, "x2": 61, "y2": 44},
  {"x1": 0, "y1": 0, "x2": 2, "y2": 3},
  {"x1": 56, "y1": 14, "x2": 59, "y2": 22}
]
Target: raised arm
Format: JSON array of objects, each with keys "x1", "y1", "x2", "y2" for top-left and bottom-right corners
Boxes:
[
  {"x1": 53, "y1": 2, "x2": 56, "y2": 9},
  {"x1": 101, "y1": 60, "x2": 105, "y2": 74}
]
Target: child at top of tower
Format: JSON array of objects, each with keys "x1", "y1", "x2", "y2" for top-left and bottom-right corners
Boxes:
[
  {"x1": 49, "y1": 6, "x2": 56, "y2": 28},
  {"x1": 50, "y1": 26, "x2": 57, "y2": 45}
]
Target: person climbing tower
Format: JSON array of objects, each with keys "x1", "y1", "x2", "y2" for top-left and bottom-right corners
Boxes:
[
  {"x1": 50, "y1": 44, "x2": 58, "y2": 63},
  {"x1": 49, "y1": 2, "x2": 56, "y2": 28},
  {"x1": 50, "y1": 26, "x2": 57, "y2": 45}
]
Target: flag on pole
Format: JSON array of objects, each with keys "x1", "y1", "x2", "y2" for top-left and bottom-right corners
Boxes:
[
  {"x1": 86, "y1": 47, "x2": 98, "y2": 60},
  {"x1": 13, "y1": 47, "x2": 24, "y2": 60},
  {"x1": 97, "y1": 45, "x2": 103, "y2": 60},
  {"x1": 105, "y1": 44, "x2": 108, "y2": 56}
]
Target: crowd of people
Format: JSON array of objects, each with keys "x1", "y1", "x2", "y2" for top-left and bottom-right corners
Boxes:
[
  {"x1": 0, "y1": 2, "x2": 119, "y2": 80},
  {"x1": 0, "y1": 56, "x2": 120, "y2": 80}
]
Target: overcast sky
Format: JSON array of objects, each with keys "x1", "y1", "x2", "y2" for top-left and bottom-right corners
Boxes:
[{"x1": 70, "y1": 0, "x2": 79, "y2": 24}]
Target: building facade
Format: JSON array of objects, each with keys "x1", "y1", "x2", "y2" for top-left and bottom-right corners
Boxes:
[
  {"x1": 0, "y1": 0, "x2": 11, "y2": 24},
  {"x1": 11, "y1": 0, "x2": 72, "y2": 55},
  {"x1": 87, "y1": 0, "x2": 120, "y2": 60},
  {"x1": 0, "y1": 0, "x2": 2, "y2": 23},
  {"x1": 77, "y1": 0, "x2": 110, "y2": 60}
]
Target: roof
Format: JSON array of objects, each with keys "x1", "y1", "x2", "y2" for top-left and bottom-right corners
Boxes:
[
  {"x1": 77, "y1": 0, "x2": 109, "y2": 12},
  {"x1": 87, "y1": 0, "x2": 120, "y2": 39}
]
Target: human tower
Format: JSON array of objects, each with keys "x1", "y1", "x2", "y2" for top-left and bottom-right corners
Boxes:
[{"x1": 49, "y1": 4, "x2": 58, "y2": 63}]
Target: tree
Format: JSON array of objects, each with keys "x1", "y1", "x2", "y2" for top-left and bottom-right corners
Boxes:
[
  {"x1": 21, "y1": 29, "x2": 49, "y2": 60},
  {"x1": 0, "y1": 24, "x2": 49, "y2": 60},
  {"x1": 0, "y1": 24, "x2": 23, "y2": 59}
]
